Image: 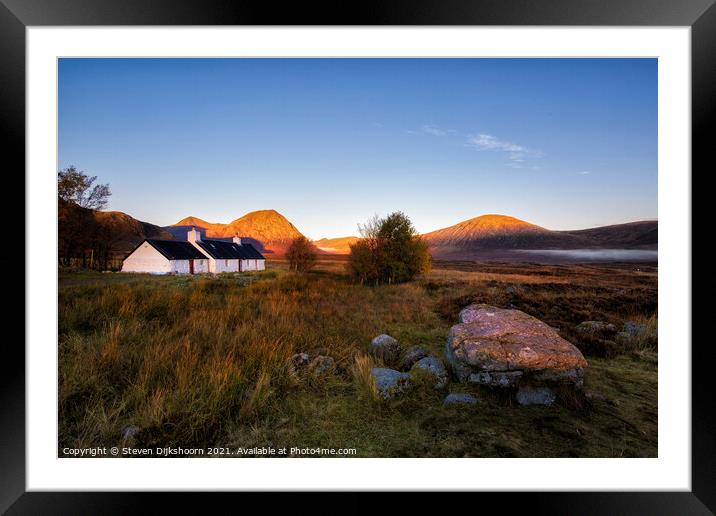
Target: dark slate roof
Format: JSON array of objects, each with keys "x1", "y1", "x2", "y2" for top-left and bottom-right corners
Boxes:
[
  {"x1": 144, "y1": 239, "x2": 207, "y2": 260},
  {"x1": 195, "y1": 239, "x2": 265, "y2": 260},
  {"x1": 239, "y1": 243, "x2": 265, "y2": 260}
]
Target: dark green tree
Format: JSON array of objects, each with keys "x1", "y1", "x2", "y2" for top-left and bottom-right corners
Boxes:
[{"x1": 348, "y1": 212, "x2": 431, "y2": 284}]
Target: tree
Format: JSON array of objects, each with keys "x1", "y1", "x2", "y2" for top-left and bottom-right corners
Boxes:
[
  {"x1": 58, "y1": 166, "x2": 111, "y2": 210},
  {"x1": 348, "y1": 211, "x2": 431, "y2": 285},
  {"x1": 286, "y1": 236, "x2": 317, "y2": 272}
]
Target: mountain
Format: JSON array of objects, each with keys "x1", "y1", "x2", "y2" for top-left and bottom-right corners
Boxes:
[
  {"x1": 421, "y1": 215, "x2": 658, "y2": 260},
  {"x1": 167, "y1": 209, "x2": 304, "y2": 254},
  {"x1": 58, "y1": 198, "x2": 173, "y2": 268},
  {"x1": 313, "y1": 236, "x2": 360, "y2": 254},
  {"x1": 422, "y1": 214, "x2": 582, "y2": 258},
  {"x1": 94, "y1": 210, "x2": 173, "y2": 252}
]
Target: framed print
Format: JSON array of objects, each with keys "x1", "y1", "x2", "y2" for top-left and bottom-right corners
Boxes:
[{"x1": 2, "y1": 0, "x2": 713, "y2": 512}]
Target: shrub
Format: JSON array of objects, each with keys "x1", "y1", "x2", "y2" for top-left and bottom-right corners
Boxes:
[
  {"x1": 348, "y1": 212, "x2": 431, "y2": 285},
  {"x1": 285, "y1": 236, "x2": 317, "y2": 272}
]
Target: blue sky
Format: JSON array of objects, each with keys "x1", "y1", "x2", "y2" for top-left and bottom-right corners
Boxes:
[{"x1": 58, "y1": 58, "x2": 657, "y2": 239}]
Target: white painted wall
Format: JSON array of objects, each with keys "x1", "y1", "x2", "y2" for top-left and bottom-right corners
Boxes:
[
  {"x1": 240, "y1": 259, "x2": 265, "y2": 271},
  {"x1": 214, "y1": 258, "x2": 240, "y2": 273},
  {"x1": 169, "y1": 259, "x2": 209, "y2": 274},
  {"x1": 121, "y1": 242, "x2": 209, "y2": 275},
  {"x1": 196, "y1": 259, "x2": 210, "y2": 273},
  {"x1": 121, "y1": 242, "x2": 171, "y2": 274}
]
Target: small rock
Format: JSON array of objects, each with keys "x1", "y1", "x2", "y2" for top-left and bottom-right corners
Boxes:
[
  {"x1": 309, "y1": 355, "x2": 335, "y2": 376},
  {"x1": 505, "y1": 286, "x2": 516, "y2": 295},
  {"x1": 371, "y1": 367, "x2": 411, "y2": 400},
  {"x1": 291, "y1": 353, "x2": 311, "y2": 368},
  {"x1": 307, "y1": 347, "x2": 329, "y2": 359},
  {"x1": 443, "y1": 393, "x2": 479, "y2": 405},
  {"x1": 516, "y1": 385, "x2": 556, "y2": 406},
  {"x1": 121, "y1": 425, "x2": 140, "y2": 439},
  {"x1": 623, "y1": 321, "x2": 648, "y2": 337},
  {"x1": 411, "y1": 356, "x2": 449, "y2": 389},
  {"x1": 369, "y1": 334, "x2": 403, "y2": 364},
  {"x1": 397, "y1": 346, "x2": 428, "y2": 371},
  {"x1": 575, "y1": 321, "x2": 617, "y2": 335}
]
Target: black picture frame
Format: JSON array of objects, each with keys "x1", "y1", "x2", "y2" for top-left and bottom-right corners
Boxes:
[{"x1": 2, "y1": 1, "x2": 711, "y2": 513}]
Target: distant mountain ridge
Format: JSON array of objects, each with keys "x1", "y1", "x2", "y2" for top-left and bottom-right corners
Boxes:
[
  {"x1": 560, "y1": 220, "x2": 658, "y2": 249},
  {"x1": 65, "y1": 201, "x2": 657, "y2": 262},
  {"x1": 422, "y1": 215, "x2": 657, "y2": 260},
  {"x1": 313, "y1": 236, "x2": 360, "y2": 254},
  {"x1": 314, "y1": 215, "x2": 658, "y2": 259}
]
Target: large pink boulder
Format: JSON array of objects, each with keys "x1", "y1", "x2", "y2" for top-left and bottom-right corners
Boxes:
[{"x1": 446, "y1": 304, "x2": 588, "y2": 391}]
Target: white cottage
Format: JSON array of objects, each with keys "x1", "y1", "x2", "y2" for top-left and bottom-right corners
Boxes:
[
  {"x1": 121, "y1": 239, "x2": 209, "y2": 274},
  {"x1": 121, "y1": 228, "x2": 266, "y2": 275},
  {"x1": 187, "y1": 228, "x2": 266, "y2": 273}
]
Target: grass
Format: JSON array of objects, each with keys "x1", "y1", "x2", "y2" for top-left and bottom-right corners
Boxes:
[{"x1": 58, "y1": 259, "x2": 657, "y2": 457}]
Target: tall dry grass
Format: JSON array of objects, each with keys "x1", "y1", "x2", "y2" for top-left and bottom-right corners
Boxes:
[
  {"x1": 59, "y1": 261, "x2": 658, "y2": 456},
  {"x1": 59, "y1": 270, "x2": 440, "y2": 449}
]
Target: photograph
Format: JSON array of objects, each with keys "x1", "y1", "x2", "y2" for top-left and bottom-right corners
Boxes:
[{"x1": 57, "y1": 57, "x2": 658, "y2": 459}]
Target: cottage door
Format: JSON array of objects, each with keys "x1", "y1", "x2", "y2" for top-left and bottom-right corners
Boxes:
[{"x1": 189, "y1": 260, "x2": 194, "y2": 274}]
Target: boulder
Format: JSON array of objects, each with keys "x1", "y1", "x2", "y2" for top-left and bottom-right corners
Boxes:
[
  {"x1": 397, "y1": 346, "x2": 428, "y2": 371},
  {"x1": 446, "y1": 304, "x2": 588, "y2": 394},
  {"x1": 411, "y1": 356, "x2": 449, "y2": 389},
  {"x1": 371, "y1": 367, "x2": 411, "y2": 400},
  {"x1": 516, "y1": 385, "x2": 556, "y2": 406},
  {"x1": 369, "y1": 334, "x2": 403, "y2": 364},
  {"x1": 443, "y1": 393, "x2": 479, "y2": 405},
  {"x1": 575, "y1": 320, "x2": 617, "y2": 335}
]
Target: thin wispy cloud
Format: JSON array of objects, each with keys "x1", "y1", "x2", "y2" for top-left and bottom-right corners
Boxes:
[
  {"x1": 410, "y1": 126, "x2": 542, "y2": 167},
  {"x1": 466, "y1": 133, "x2": 542, "y2": 164},
  {"x1": 421, "y1": 124, "x2": 447, "y2": 136},
  {"x1": 578, "y1": 170, "x2": 591, "y2": 175}
]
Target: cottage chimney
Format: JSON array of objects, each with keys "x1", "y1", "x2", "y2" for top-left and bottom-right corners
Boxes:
[
  {"x1": 188, "y1": 227, "x2": 202, "y2": 243},
  {"x1": 232, "y1": 234, "x2": 242, "y2": 245}
]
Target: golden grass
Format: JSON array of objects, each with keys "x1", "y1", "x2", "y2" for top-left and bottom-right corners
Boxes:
[{"x1": 58, "y1": 261, "x2": 658, "y2": 457}]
